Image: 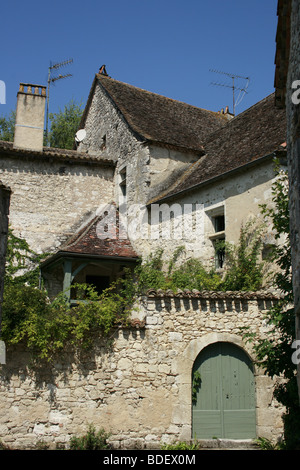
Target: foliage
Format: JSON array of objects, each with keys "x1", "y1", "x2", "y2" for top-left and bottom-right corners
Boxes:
[
  {"x1": 48, "y1": 99, "x2": 83, "y2": 149},
  {"x1": 243, "y1": 167, "x2": 300, "y2": 450},
  {"x1": 133, "y1": 223, "x2": 267, "y2": 295},
  {"x1": 255, "y1": 437, "x2": 282, "y2": 450},
  {"x1": 1, "y1": 214, "x2": 268, "y2": 361},
  {"x1": 5, "y1": 227, "x2": 48, "y2": 286},
  {"x1": 170, "y1": 258, "x2": 222, "y2": 291},
  {"x1": 134, "y1": 248, "x2": 167, "y2": 294},
  {"x1": 0, "y1": 110, "x2": 15, "y2": 142},
  {"x1": 161, "y1": 441, "x2": 201, "y2": 450},
  {"x1": 2, "y1": 282, "x2": 130, "y2": 360},
  {"x1": 69, "y1": 424, "x2": 111, "y2": 450},
  {"x1": 192, "y1": 370, "x2": 201, "y2": 405},
  {"x1": 220, "y1": 220, "x2": 266, "y2": 291},
  {"x1": 134, "y1": 246, "x2": 222, "y2": 293},
  {"x1": 0, "y1": 99, "x2": 83, "y2": 149}
]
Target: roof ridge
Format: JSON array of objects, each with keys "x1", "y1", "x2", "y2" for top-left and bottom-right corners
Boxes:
[{"x1": 97, "y1": 73, "x2": 229, "y2": 118}]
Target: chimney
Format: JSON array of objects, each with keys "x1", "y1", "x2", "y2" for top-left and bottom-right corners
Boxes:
[{"x1": 13, "y1": 83, "x2": 46, "y2": 151}]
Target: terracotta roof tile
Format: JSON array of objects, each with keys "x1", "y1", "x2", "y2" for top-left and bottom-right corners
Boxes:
[{"x1": 59, "y1": 205, "x2": 139, "y2": 259}]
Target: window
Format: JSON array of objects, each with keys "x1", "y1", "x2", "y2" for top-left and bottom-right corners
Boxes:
[
  {"x1": 100, "y1": 134, "x2": 106, "y2": 150},
  {"x1": 214, "y1": 215, "x2": 225, "y2": 233},
  {"x1": 119, "y1": 166, "x2": 127, "y2": 198},
  {"x1": 206, "y1": 205, "x2": 225, "y2": 269}
]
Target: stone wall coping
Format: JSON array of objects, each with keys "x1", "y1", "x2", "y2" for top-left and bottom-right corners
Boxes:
[{"x1": 144, "y1": 288, "x2": 282, "y2": 300}]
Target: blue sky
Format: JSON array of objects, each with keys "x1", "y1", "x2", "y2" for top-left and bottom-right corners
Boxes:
[{"x1": 1, "y1": 0, "x2": 278, "y2": 123}]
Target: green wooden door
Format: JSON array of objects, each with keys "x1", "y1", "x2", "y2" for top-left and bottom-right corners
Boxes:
[{"x1": 192, "y1": 342, "x2": 256, "y2": 439}]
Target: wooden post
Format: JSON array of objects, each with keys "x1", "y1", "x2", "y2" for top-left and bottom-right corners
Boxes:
[{"x1": 63, "y1": 259, "x2": 73, "y2": 302}]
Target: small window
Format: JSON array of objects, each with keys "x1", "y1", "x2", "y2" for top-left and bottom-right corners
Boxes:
[
  {"x1": 100, "y1": 134, "x2": 106, "y2": 150},
  {"x1": 214, "y1": 215, "x2": 225, "y2": 233},
  {"x1": 119, "y1": 167, "x2": 127, "y2": 197},
  {"x1": 206, "y1": 206, "x2": 225, "y2": 269}
]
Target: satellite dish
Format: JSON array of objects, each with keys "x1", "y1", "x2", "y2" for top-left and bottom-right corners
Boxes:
[{"x1": 75, "y1": 129, "x2": 86, "y2": 143}]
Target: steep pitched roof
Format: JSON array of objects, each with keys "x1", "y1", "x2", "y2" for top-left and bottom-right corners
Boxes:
[
  {"x1": 148, "y1": 93, "x2": 287, "y2": 203},
  {"x1": 80, "y1": 73, "x2": 229, "y2": 154},
  {"x1": 41, "y1": 205, "x2": 139, "y2": 267}
]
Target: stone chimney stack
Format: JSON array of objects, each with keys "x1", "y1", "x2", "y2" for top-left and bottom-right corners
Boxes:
[{"x1": 13, "y1": 83, "x2": 46, "y2": 151}]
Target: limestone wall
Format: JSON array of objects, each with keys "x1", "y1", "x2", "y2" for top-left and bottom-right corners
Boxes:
[
  {"x1": 0, "y1": 292, "x2": 284, "y2": 449},
  {"x1": 128, "y1": 159, "x2": 277, "y2": 267},
  {"x1": 286, "y1": 0, "x2": 300, "y2": 389},
  {"x1": 0, "y1": 154, "x2": 114, "y2": 253}
]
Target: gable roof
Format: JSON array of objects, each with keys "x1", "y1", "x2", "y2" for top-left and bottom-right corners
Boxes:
[
  {"x1": 148, "y1": 93, "x2": 287, "y2": 203},
  {"x1": 80, "y1": 73, "x2": 230, "y2": 154}
]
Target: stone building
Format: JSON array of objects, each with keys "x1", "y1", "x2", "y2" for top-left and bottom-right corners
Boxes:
[
  {"x1": 0, "y1": 68, "x2": 288, "y2": 448},
  {"x1": 0, "y1": 181, "x2": 10, "y2": 364},
  {"x1": 275, "y1": 0, "x2": 300, "y2": 399}
]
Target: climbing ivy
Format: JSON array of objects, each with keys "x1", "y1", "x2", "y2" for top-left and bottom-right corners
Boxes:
[{"x1": 192, "y1": 371, "x2": 201, "y2": 405}]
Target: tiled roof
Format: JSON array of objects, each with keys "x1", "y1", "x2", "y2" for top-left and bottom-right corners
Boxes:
[
  {"x1": 46, "y1": 205, "x2": 139, "y2": 261},
  {"x1": 148, "y1": 93, "x2": 287, "y2": 203},
  {"x1": 0, "y1": 140, "x2": 115, "y2": 166},
  {"x1": 145, "y1": 288, "x2": 282, "y2": 300},
  {"x1": 80, "y1": 73, "x2": 229, "y2": 154}
]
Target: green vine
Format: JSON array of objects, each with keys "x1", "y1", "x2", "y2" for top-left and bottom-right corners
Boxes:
[{"x1": 192, "y1": 371, "x2": 201, "y2": 404}]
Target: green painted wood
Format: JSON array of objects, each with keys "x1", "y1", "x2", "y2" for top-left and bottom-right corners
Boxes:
[
  {"x1": 192, "y1": 342, "x2": 256, "y2": 439},
  {"x1": 62, "y1": 259, "x2": 73, "y2": 302}
]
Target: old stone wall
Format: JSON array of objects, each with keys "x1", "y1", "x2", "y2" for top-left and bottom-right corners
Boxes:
[
  {"x1": 286, "y1": 0, "x2": 300, "y2": 394},
  {"x1": 0, "y1": 183, "x2": 10, "y2": 355},
  {"x1": 0, "y1": 292, "x2": 284, "y2": 449},
  {"x1": 128, "y1": 158, "x2": 277, "y2": 267},
  {"x1": 0, "y1": 154, "x2": 114, "y2": 253}
]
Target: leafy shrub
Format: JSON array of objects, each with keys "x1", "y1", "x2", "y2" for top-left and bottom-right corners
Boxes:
[
  {"x1": 220, "y1": 220, "x2": 266, "y2": 291},
  {"x1": 161, "y1": 441, "x2": 201, "y2": 450},
  {"x1": 69, "y1": 425, "x2": 111, "y2": 450},
  {"x1": 1, "y1": 282, "x2": 130, "y2": 360}
]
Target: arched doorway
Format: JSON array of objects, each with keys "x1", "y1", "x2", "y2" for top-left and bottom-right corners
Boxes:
[{"x1": 192, "y1": 342, "x2": 256, "y2": 439}]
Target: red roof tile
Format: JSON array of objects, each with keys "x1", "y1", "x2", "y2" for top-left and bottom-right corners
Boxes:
[{"x1": 59, "y1": 206, "x2": 139, "y2": 259}]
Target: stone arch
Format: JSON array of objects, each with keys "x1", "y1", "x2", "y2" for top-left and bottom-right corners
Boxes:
[{"x1": 172, "y1": 332, "x2": 257, "y2": 440}]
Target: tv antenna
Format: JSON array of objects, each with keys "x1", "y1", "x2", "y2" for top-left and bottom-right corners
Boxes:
[
  {"x1": 210, "y1": 69, "x2": 250, "y2": 116},
  {"x1": 45, "y1": 58, "x2": 73, "y2": 146}
]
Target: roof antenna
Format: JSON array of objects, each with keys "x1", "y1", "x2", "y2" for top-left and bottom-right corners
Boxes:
[
  {"x1": 209, "y1": 69, "x2": 250, "y2": 116},
  {"x1": 46, "y1": 58, "x2": 73, "y2": 146}
]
